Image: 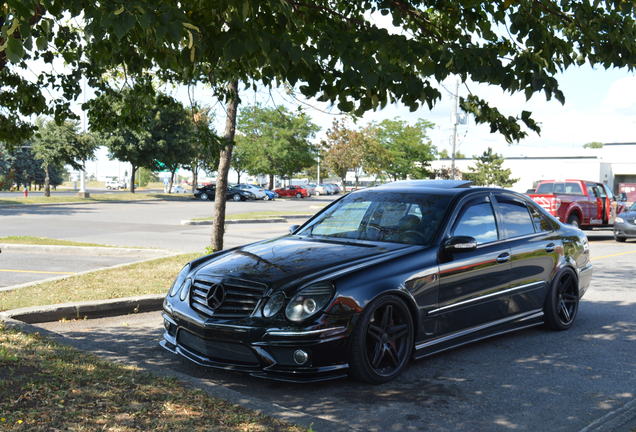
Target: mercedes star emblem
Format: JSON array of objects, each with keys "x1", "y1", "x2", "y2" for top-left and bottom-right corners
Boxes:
[{"x1": 206, "y1": 284, "x2": 225, "y2": 310}]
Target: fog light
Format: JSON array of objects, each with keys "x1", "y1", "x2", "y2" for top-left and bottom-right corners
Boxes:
[{"x1": 293, "y1": 349, "x2": 309, "y2": 365}]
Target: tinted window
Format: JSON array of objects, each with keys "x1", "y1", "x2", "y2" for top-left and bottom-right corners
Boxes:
[
  {"x1": 536, "y1": 183, "x2": 553, "y2": 194},
  {"x1": 564, "y1": 182, "x2": 583, "y2": 194},
  {"x1": 536, "y1": 182, "x2": 582, "y2": 194},
  {"x1": 528, "y1": 204, "x2": 553, "y2": 232},
  {"x1": 453, "y1": 202, "x2": 498, "y2": 244},
  {"x1": 498, "y1": 201, "x2": 535, "y2": 238}
]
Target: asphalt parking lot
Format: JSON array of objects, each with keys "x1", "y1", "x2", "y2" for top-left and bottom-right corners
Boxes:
[{"x1": 34, "y1": 230, "x2": 636, "y2": 432}]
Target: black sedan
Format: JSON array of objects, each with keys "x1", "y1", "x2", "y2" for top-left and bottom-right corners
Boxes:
[
  {"x1": 614, "y1": 203, "x2": 636, "y2": 242},
  {"x1": 162, "y1": 180, "x2": 592, "y2": 383},
  {"x1": 194, "y1": 184, "x2": 255, "y2": 201}
]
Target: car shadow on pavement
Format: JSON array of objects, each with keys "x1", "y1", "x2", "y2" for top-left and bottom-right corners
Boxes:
[{"x1": 34, "y1": 293, "x2": 636, "y2": 432}]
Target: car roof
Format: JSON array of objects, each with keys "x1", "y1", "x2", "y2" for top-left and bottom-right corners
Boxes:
[{"x1": 356, "y1": 180, "x2": 528, "y2": 200}]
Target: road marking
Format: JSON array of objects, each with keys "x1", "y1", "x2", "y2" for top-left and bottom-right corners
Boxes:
[
  {"x1": 0, "y1": 269, "x2": 76, "y2": 275},
  {"x1": 591, "y1": 250, "x2": 636, "y2": 261}
]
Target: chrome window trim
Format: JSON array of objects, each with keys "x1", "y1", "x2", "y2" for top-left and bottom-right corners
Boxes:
[{"x1": 428, "y1": 281, "x2": 545, "y2": 315}]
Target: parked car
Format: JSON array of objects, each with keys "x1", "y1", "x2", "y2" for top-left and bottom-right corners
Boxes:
[
  {"x1": 303, "y1": 184, "x2": 317, "y2": 196},
  {"x1": 235, "y1": 184, "x2": 267, "y2": 200},
  {"x1": 171, "y1": 185, "x2": 189, "y2": 193},
  {"x1": 614, "y1": 202, "x2": 636, "y2": 242},
  {"x1": 194, "y1": 185, "x2": 256, "y2": 201},
  {"x1": 327, "y1": 183, "x2": 342, "y2": 194},
  {"x1": 162, "y1": 179, "x2": 591, "y2": 383},
  {"x1": 262, "y1": 188, "x2": 278, "y2": 200},
  {"x1": 528, "y1": 179, "x2": 617, "y2": 228},
  {"x1": 274, "y1": 185, "x2": 310, "y2": 198},
  {"x1": 105, "y1": 178, "x2": 126, "y2": 190},
  {"x1": 314, "y1": 184, "x2": 332, "y2": 195}
]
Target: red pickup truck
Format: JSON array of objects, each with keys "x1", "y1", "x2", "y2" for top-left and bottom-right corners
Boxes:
[{"x1": 528, "y1": 179, "x2": 617, "y2": 228}]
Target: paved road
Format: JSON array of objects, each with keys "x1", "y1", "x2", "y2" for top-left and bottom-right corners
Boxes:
[
  {"x1": 0, "y1": 197, "x2": 334, "y2": 252},
  {"x1": 0, "y1": 188, "x2": 164, "y2": 197},
  {"x1": 36, "y1": 232, "x2": 636, "y2": 432}
]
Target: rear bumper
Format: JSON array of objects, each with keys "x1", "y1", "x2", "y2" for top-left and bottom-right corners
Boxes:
[{"x1": 160, "y1": 310, "x2": 351, "y2": 383}]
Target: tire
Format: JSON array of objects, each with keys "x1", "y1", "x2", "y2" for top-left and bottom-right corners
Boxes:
[
  {"x1": 232, "y1": 194, "x2": 242, "y2": 201},
  {"x1": 199, "y1": 193, "x2": 208, "y2": 201},
  {"x1": 348, "y1": 294, "x2": 414, "y2": 384},
  {"x1": 296, "y1": 193, "x2": 302, "y2": 198},
  {"x1": 264, "y1": 195, "x2": 271, "y2": 201},
  {"x1": 615, "y1": 236, "x2": 626, "y2": 243},
  {"x1": 544, "y1": 268, "x2": 579, "y2": 331},
  {"x1": 567, "y1": 214, "x2": 580, "y2": 228}
]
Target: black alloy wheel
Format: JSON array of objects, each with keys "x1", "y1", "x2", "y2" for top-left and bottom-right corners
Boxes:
[
  {"x1": 199, "y1": 192, "x2": 208, "y2": 201},
  {"x1": 349, "y1": 295, "x2": 414, "y2": 383},
  {"x1": 544, "y1": 269, "x2": 579, "y2": 330}
]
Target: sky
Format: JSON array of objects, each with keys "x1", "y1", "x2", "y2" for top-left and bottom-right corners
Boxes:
[{"x1": 162, "y1": 64, "x2": 636, "y2": 160}]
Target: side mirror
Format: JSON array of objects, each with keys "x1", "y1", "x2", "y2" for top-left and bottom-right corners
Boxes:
[
  {"x1": 443, "y1": 236, "x2": 477, "y2": 252},
  {"x1": 289, "y1": 224, "x2": 300, "y2": 234}
]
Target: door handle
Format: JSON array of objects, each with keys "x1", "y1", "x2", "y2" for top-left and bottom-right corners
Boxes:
[
  {"x1": 545, "y1": 243, "x2": 556, "y2": 253},
  {"x1": 496, "y1": 253, "x2": 510, "y2": 263}
]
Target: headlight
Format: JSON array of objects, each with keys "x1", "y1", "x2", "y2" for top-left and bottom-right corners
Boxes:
[
  {"x1": 616, "y1": 217, "x2": 624, "y2": 223},
  {"x1": 285, "y1": 282, "x2": 334, "y2": 322},
  {"x1": 262, "y1": 292, "x2": 285, "y2": 317},
  {"x1": 169, "y1": 264, "x2": 190, "y2": 297},
  {"x1": 179, "y1": 278, "x2": 192, "y2": 301}
]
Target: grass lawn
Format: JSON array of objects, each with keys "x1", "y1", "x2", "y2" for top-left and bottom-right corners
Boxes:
[
  {"x1": 0, "y1": 253, "x2": 200, "y2": 311},
  {"x1": 0, "y1": 192, "x2": 193, "y2": 206},
  {"x1": 193, "y1": 210, "x2": 315, "y2": 222},
  {"x1": 0, "y1": 236, "x2": 117, "y2": 247},
  {"x1": 0, "y1": 324, "x2": 304, "y2": 432}
]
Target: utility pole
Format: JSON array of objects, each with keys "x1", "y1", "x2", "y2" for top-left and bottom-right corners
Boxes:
[
  {"x1": 317, "y1": 153, "x2": 321, "y2": 185},
  {"x1": 451, "y1": 78, "x2": 459, "y2": 180},
  {"x1": 78, "y1": 75, "x2": 90, "y2": 198}
]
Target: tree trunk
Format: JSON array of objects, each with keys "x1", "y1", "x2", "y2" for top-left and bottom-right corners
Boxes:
[
  {"x1": 192, "y1": 163, "x2": 199, "y2": 193},
  {"x1": 268, "y1": 174, "x2": 274, "y2": 190},
  {"x1": 44, "y1": 163, "x2": 50, "y2": 197},
  {"x1": 130, "y1": 165, "x2": 136, "y2": 193},
  {"x1": 169, "y1": 169, "x2": 176, "y2": 193},
  {"x1": 211, "y1": 80, "x2": 239, "y2": 252}
]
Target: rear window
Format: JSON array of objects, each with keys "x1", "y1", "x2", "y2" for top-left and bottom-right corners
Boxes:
[{"x1": 536, "y1": 182, "x2": 583, "y2": 195}]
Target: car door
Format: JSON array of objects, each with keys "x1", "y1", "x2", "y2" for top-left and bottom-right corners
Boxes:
[
  {"x1": 434, "y1": 193, "x2": 512, "y2": 335},
  {"x1": 493, "y1": 193, "x2": 558, "y2": 316}
]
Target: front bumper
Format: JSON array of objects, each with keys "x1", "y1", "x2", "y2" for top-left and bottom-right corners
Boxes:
[
  {"x1": 160, "y1": 306, "x2": 352, "y2": 383},
  {"x1": 614, "y1": 222, "x2": 636, "y2": 238}
]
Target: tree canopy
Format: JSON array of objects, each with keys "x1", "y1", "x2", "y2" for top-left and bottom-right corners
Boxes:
[{"x1": 465, "y1": 147, "x2": 518, "y2": 187}]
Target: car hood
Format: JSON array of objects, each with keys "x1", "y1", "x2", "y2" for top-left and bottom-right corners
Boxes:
[{"x1": 193, "y1": 236, "x2": 417, "y2": 293}]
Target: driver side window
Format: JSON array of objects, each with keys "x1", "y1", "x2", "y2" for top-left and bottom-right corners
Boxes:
[{"x1": 453, "y1": 200, "x2": 499, "y2": 244}]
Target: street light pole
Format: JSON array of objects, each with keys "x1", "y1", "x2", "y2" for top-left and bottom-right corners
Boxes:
[{"x1": 451, "y1": 78, "x2": 459, "y2": 180}]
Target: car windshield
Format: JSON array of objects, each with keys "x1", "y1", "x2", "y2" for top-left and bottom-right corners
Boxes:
[
  {"x1": 297, "y1": 191, "x2": 452, "y2": 245},
  {"x1": 630, "y1": 203, "x2": 636, "y2": 212}
]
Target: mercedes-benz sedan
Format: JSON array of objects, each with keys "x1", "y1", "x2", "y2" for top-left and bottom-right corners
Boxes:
[{"x1": 162, "y1": 180, "x2": 592, "y2": 383}]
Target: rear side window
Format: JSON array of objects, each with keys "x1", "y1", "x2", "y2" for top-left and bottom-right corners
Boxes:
[
  {"x1": 536, "y1": 182, "x2": 583, "y2": 194},
  {"x1": 453, "y1": 201, "x2": 498, "y2": 244},
  {"x1": 527, "y1": 204, "x2": 553, "y2": 232},
  {"x1": 497, "y1": 201, "x2": 536, "y2": 238}
]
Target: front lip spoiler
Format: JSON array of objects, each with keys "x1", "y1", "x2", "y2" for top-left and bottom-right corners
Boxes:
[{"x1": 160, "y1": 337, "x2": 349, "y2": 383}]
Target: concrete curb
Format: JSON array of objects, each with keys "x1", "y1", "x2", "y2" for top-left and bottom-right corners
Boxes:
[
  {"x1": 579, "y1": 398, "x2": 636, "y2": 432},
  {"x1": 0, "y1": 251, "x2": 179, "y2": 293},
  {"x1": 181, "y1": 214, "x2": 312, "y2": 226},
  {"x1": 0, "y1": 243, "x2": 172, "y2": 256},
  {"x1": 0, "y1": 294, "x2": 165, "y2": 324},
  {"x1": 0, "y1": 314, "x2": 353, "y2": 432}
]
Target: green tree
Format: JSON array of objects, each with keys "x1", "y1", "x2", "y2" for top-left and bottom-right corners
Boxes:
[
  {"x1": 32, "y1": 119, "x2": 96, "y2": 196},
  {"x1": 182, "y1": 106, "x2": 220, "y2": 192},
  {"x1": 232, "y1": 136, "x2": 251, "y2": 185},
  {"x1": 236, "y1": 105, "x2": 319, "y2": 190},
  {"x1": 465, "y1": 148, "x2": 518, "y2": 187},
  {"x1": 371, "y1": 119, "x2": 437, "y2": 181},
  {"x1": 583, "y1": 142, "x2": 604, "y2": 149},
  {"x1": 322, "y1": 119, "x2": 379, "y2": 187},
  {"x1": 439, "y1": 149, "x2": 466, "y2": 159},
  {"x1": 151, "y1": 95, "x2": 194, "y2": 193}
]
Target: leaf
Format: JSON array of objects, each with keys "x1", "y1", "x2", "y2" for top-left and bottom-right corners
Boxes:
[
  {"x1": 183, "y1": 22, "x2": 200, "y2": 32},
  {"x1": 5, "y1": 38, "x2": 25, "y2": 63},
  {"x1": 36, "y1": 36, "x2": 48, "y2": 51},
  {"x1": 114, "y1": 5, "x2": 125, "y2": 15}
]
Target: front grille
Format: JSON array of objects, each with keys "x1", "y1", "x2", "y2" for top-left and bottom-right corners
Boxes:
[
  {"x1": 190, "y1": 278, "x2": 266, "y2": 319},
  {"x1": 178, "y1": 330, "x2": 258, "y2": 365}
]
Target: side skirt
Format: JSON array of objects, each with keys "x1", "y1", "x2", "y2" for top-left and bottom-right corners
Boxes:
[{"x1": 413, "y1": 310, "x2": 544, "y2": 360}]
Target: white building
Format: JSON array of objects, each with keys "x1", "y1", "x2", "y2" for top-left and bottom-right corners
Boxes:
[{"x1": 431, "y1": 142, "x2": 636, "y2": 193}]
